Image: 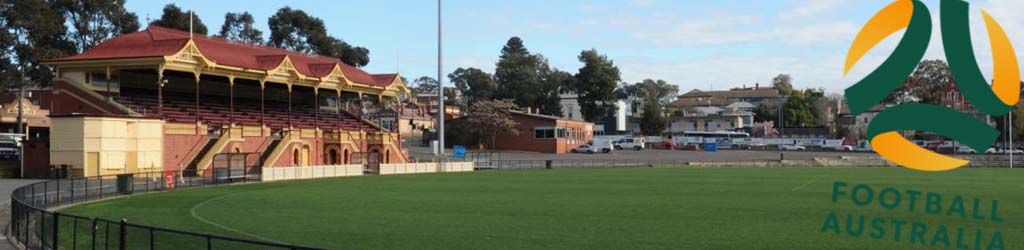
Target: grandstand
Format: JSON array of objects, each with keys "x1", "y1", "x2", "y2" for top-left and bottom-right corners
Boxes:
[{"x1": 42, "y1": 26, "x2": 410, "y2": 177}]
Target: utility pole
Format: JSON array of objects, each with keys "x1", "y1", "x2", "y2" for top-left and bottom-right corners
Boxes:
[
  {"x1": 437, "y1": 0, "x2": 445, "y2": 159},
  {"x1": 17, "y1": 72, "x2": 25, "y2": 178}
]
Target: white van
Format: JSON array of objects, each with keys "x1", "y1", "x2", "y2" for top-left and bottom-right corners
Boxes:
[{"x1": 615, "y1": 137, "x2": 646, "y2": 150}]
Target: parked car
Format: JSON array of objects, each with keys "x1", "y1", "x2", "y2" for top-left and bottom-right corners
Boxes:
[
  {"x1": 571, "y1": 144, "x2": 598, "y2": 154},
  {"x1": 615, "y1": 138, "x2": 646, "y2": 150},
  {"x1": 593, "y1": 141, "x2": 615, "y2": 153},
  {"x1": 956, "y1": 146, "x2": 977, "y2": 154},
  {"x1": 0, "y1": 140, "x2": 18, "y2": 159},
  {"x1": 989, "y1": 147, "x2": 1024, "y2": 154},
  {"x1": 779, "y1": 144, "x2": 806, "y2": 151}
]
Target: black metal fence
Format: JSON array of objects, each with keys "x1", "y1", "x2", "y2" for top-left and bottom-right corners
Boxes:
[{"x1": 9, "y1": 171, "x2": 325, "y2": 250}]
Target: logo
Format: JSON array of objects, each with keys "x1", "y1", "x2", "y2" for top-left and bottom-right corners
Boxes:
[{"x1": 844, "y1": 0, "x2": 1020, "y2": 171}]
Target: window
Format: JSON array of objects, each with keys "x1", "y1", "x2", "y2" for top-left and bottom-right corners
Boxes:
[{"x1": 534, "y1": 127, "x2": 556, "y2": 139}]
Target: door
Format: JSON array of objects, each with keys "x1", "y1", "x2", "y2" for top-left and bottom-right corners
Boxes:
[{"x1": 367, "y1": 150, "x2": 381, "y2": 174}]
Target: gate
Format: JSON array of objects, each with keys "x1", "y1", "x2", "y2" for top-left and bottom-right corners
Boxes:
[{"x1": 366, "y1": 150, "x2": 381, "y2": 174}]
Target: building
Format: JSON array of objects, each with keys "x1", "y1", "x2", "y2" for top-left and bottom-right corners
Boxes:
[
  {"x1": 674, "y1": 85, "x2": 780, "y2": 110},
  {"x1": 43, "y1": 26, "x2": 410, "y2": 177},
  {"x1": 491, "y1": 110, "x2": 594, "y2": 154},
  {"x1": 670, "y1": 104, "x2": 755, "y2": 133},
  {"x1": 560, "y1": 91, "x2": 640, "y2": 135}
]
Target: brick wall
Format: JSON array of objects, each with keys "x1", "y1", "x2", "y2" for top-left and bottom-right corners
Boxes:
[{"x1": 163, "y1": 134, "x2": 208, "y2": 172}]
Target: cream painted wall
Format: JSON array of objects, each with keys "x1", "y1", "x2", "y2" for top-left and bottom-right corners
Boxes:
[{"x1": 51, "y1": 116, "x2": 163, "y2": 177}]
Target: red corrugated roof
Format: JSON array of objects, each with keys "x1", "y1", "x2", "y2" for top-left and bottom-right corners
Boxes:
[{"x1": 49, "y1": 26, "x2": 395, "y2": 87}]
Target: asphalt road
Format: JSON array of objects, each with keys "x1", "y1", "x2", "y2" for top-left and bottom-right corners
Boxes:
[{"x1": 406, "y1": 144, "x2": 881, "y2": 162}]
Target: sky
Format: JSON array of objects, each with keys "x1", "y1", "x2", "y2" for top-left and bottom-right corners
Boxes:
[{"x1": 123, "y1": 0, "x2": 1024, "y2": 94}]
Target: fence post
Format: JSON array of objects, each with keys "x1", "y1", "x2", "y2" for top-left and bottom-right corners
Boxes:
[
  {"x1": 52, "y1": 211, "x2": 59, "y2": 249},
  {"x1": 91, "y1": 218, "x2": 97, "y2": 250},
  {"x1": 119, "y1": 219, "x2": 127, "y2": 250}
]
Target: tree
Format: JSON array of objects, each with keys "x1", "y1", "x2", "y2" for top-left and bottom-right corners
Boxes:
[
  {"x1": 219, "y1": 12, "x2": 263, "y2": 45},
  {"x1": 494, "y1": 37, "x2": 542, "y2": 108},
  {"x1": 462, "y1": 100, "x2": 520, "y2": 149},
  {"x1": 633, "y1": 79, "x2": 678, "y2": 104},
  {"x1": 448, "y1": 67, "x2": 495, "y2": 107},
  {"x1": 781, "y1": 88, "x2": 825, "y2": 127},
  {"x1": 492, "y1": 37, "x2": 562, "y2": 115},
  {"x1": 537, "y1": 67, "x2": 573, "y2": 116},
  {"x1": 574, "y1": 49, "x2": 621, "y2": 122},
  {"x1": 639, "y1": 100, "x2": 667, "y2": 136},
  {"x1": 55, "y1": 0, "x2": 139, "y2": 52},
  {"x1": 267, "y1": 7, "x2": 370, "y2": 67},
  {"x1": 753, "y1": 102, "x2": 775, "y2": 123},
  {"x1": 151, "y1": 4, "x2": 207, "y2": 35},
  {"x1": 411, "y1": 76, "x2": 438, "y2": 96},
  {"x1": 772, "y1": 74, "x2": 794, "y2": 94},
  {"x1": 2, "y1": 0, "x2": 76, "y2": 85},
  {"x1": 886, "y1": 59, "x2": 952, "y2": 105},
  {"x1": 331, "y1": 37, "x2": 370, "y2": 67}
]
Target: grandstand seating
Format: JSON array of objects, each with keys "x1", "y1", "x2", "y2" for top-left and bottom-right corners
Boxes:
[{"x1": 115, "y1": 89, "x2": 378, "y2": 132}]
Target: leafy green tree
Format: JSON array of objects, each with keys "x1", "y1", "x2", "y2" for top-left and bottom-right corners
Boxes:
[
  {"x1": 55, "y1": 0, "x2": 139, "y2": 52},
  {"x1": 411, "y1": 76, "x2": 438, "y2": 96},
  {"x1": 2, "y1": 0, "x2": 76, "y2": 85},
  {"x1": 151, "y1": 4, "x2": 207, "y2": 35},
  {"x1": 634, "y1": 79, "x2": 678, "y2": 104},
  {"x1": 219, "y1": 12, "x2": 263, "y2": 45},
  {"x1": 494, "y1": 37, "x2": 542, "y2": 107},
  {"x1": 574, "y1": 49, "x2": 621, "y2": 122},
  {"x1": 781, "y1": 88, "x2": 825, "y2": 127},
  {"x1": 267, "y1": 7, "x2": 369, "y2": 67},
  {"x1": 538, "y1": 67, "x2": 574, "y2": 116},
  {"x1": 639, "y1": 100, "x2": 667, "y2": 136},
  {"x1": 492, "y1": 37, "x2": 562, "y2": 115},
  {"x1": 448, "y1": 67, "x2": 495, "y2": 107}
]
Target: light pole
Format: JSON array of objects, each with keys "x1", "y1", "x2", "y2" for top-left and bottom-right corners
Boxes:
[{"x1": 436, "y1": 0, "x2": 445, "y2": 159}]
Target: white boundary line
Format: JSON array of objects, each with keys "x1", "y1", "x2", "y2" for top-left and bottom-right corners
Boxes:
[{"x1": 188, "y1": 191, "x2": 281, "y2": 243}]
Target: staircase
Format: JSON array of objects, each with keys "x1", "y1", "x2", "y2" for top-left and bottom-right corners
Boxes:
[
  {"x1": 183, "y1": 135, "x2": 219, "y2": 177},
  {"x1": 260, "y1": 131, "x2": 296, "y2": 168},
  {"x1": 257, "y1": 136, "x2": 283, "y2": 169}
]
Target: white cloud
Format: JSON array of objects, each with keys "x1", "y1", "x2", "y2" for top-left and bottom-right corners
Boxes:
[
  {"x1": 628, "y1": 0, "x2": 656, "y2": 8},
  {"x1": 778, "y1": 0, "x2": 850, "y2": 22}
]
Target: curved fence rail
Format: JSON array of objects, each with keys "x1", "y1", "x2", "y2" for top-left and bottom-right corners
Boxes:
[{"x1": 9, "y1": 170, "x2": 325, "y2": 250}]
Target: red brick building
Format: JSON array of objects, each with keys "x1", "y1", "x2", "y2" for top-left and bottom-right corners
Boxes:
[{"x1": 492, "y1": 111, "x2": 594, "y2": 154}]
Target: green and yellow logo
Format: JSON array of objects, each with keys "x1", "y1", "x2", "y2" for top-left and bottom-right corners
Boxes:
[{"x1": 845, "y1": 0, "x2": 1020, "y2": 171}]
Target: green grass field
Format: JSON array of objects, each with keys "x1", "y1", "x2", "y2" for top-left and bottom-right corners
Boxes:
[{"x1": 61, "y1": 167, "x2": 1024, "y2": 250}]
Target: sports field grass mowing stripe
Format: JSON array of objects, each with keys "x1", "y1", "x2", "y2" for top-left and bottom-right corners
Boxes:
[{"x1": 61, "y1": 167, "x2": 1024, "y2": 250}]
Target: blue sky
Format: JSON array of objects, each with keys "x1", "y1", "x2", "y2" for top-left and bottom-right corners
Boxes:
[{"x1": 124, "y1": 0, "x2": 1024, "y2": 94}]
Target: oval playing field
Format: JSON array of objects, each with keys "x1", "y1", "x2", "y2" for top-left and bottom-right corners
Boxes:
[{"x1": 61, "y1": 167, "x2": 1024, "y2": 250}]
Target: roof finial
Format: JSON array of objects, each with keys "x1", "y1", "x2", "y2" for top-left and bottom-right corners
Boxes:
[{"x1": 189, "y1": 10, "x2": 194, "y2": 39}]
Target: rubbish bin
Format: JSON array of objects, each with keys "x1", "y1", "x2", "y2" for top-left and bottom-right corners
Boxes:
[
  {"x1": 702, "y1": 143, "x2": 718, "y2": 152},
  {"x1": 47, "y1": 166, "x2": 57, "y2": 179},
  {"x1": 116, "y1": 174, "x2": 134, "y2": 194},
  {"x1": 60, "y1": 165, "x2": 71, "y2": 179}
]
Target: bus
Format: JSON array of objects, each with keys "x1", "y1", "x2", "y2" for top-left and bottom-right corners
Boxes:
[
  {"x1": 675, "y1": 131, "x2": 751, "y2": 148},
  {"x1": 681, "y1": 131, "x2": 751, "y2": 139}
]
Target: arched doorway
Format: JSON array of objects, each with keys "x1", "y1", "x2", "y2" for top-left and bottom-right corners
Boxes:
[
  {"x1": 292, "y1": 148, "x2": 300, "y2": 166},
  {"x1": 343, "y1": 149, "x2": 350, "y2": 164},
  {"x1": 327, "y1": 148, "x2": 339, "y2": 165},
  {"x1": 367, "y1": 149, "x2": 381, "y2": 173},
  {"x1": 301, "y1": 145, "x2": 311, "y2": 166}
]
